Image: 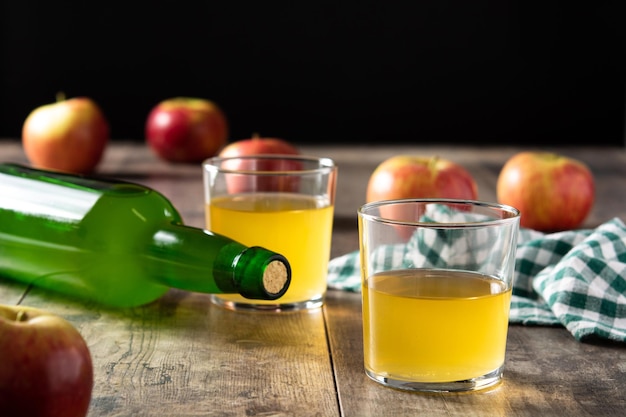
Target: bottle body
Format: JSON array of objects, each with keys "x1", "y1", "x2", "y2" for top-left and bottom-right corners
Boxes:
[{"x1": 0, "y1": 164, "x2": 290, "y2": 307}]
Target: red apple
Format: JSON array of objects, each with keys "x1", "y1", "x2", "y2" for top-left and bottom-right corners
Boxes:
[
  {"x1": 497, "y1": 151, "x2": 594, "y2": 232},
  {"x1": 366, "y1": 155, "x2": 478, "y2": 204},
  {"x1": 145, "y1": 97, "x2": 228, "y2": 163},
  {"x1": 217, "y1": 136, "x2": 302, "y2": 193},
  {"x1": 218, "y1": 135, "x2": 300, "y2": 158},
  {"x1": 22, "y1": 93, "x2": 109, "y2": 174},
  {"x1": 0, "y1": 304, "x2": 93, "y2": 417},
  {"x1": 366, "y1": 155, "x2": 478, "y2": 239}
]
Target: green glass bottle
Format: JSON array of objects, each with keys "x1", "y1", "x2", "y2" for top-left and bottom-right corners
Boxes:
[{"x1": 0, "y1": 163, "x2": 291, "y2": 308}]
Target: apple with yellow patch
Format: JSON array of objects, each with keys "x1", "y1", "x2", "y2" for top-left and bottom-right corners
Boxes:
[
  {"x1": 497, "y1": 151, "x2": 594, "y2": 231},
  {"x1": 366, "y1": 155, "x2": 478, "y2": 239},
  {"x1": 22, "y1": 94, "x2": 109, "y2": 174},
  {"x1": 366, "y1": 155, "x2": 478, "y2": 204}
]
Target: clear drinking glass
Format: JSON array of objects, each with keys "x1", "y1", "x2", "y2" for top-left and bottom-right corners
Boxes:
[
  {"x1": 203, "y1": 155, "x2": 337, "y2": 312},
  {"x1": 358, "y1": 199, "x2": 520, "y2": 392}
]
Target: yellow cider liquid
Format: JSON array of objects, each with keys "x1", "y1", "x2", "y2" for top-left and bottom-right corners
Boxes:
[
  {"x1": 363, "y1": 269, "x2": 512, "y2": 383},
  {"x1": 206, "y1": 193, "x2": 334, "y2": 305}
]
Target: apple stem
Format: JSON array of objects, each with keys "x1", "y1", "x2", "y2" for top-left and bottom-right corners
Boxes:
[
  {"x1": 56, "y1": 91, "x2": 66, "y2": 103},
  {"x1": 252, "y1": 132, "x2": 260, "y2": 139},
  {"x1": 16, "y1": 310, "x2": 28, "y2": 322}
]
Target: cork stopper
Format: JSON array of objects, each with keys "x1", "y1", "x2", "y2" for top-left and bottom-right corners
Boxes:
[
  {"x1": 263, "y1": 260, "x2": 289, "y2": 295},
  {"x1": 226, "y1": 246, "x2": 292, "y2": 300}
]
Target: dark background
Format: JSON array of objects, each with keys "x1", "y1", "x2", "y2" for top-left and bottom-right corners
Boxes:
[{"x1": 1, "y1": 1, "x2": 625, "y2": 146}]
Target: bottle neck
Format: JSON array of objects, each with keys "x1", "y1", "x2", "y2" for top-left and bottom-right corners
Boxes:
[{"x1": 145, "y1": 222, "x2": 291, "y2": 300}]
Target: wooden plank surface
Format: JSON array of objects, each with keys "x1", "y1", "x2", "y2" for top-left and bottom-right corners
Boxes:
[
  {"x1": 1, "y1": 140, "x2": 625, "y2": 416},
  {"x1": 13, "y1": 287, "x2": 338, "y2": 417}
]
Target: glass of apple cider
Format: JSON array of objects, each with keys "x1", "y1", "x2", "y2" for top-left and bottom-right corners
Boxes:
[
  {"x1": 358, "y1": 199, "x2": 520, "y2": 392},
  {"x1": 203, "y1": 155, "x2": 337, "y2": 311}
]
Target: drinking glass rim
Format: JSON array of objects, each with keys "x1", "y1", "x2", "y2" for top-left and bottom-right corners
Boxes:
[
  {"x1": 358, "y1": 198, "x2": 521, "y2": 228},
  {"x1": 203, "y1": 154, "x2": 336, "y2": 175}
]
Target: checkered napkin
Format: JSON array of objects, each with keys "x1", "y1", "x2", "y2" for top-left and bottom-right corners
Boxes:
[{"x1": 327, "y1": 211, "x2": 626, "y2": 343}]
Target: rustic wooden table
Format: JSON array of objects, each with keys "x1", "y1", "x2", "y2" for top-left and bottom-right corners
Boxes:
[{"x1": 1, "y1": 140, "x2": 625, "y2": 416}]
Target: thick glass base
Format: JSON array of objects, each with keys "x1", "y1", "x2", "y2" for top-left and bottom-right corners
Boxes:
[
  {"x1": 210, "y1": 294, "x2": 324, "y2": 312},
  {"x1": 365, "y1": 365, "x2": 503, "y2": 393}
]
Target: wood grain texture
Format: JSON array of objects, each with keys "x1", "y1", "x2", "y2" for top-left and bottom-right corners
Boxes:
[
  {"x1": 1, "y1": 140, "x2": 625, "y2": 416},
  {"x1": 4, "y1": 286, "x2": 339, "y2": 417}
]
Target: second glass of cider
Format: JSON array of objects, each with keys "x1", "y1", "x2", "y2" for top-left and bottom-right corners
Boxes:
[{"x1": 358, "y1": 199, "x2": 520, "y2": 392}]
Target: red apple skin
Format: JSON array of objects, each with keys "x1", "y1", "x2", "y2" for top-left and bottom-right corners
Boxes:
[
  {"x1": 366, "y1": 155, "x2": 478, "y2": 204},
  {"x1": 497, "y1": 151, "x2": 595, "y2": 232},
  {"x1": 366, "y1": 156, "x2": 478, "y2": 240},
  {"x1": 218, "y1": 136, "x2": 300, "y2": 158},
  {"x1": 22, "y1": 96, "x2": 109, "y2": 174},
  {"x1": 217, "y1": 137, "x2": 302, "y2": 193},
  {"x1": 0, "y1": 305, "x2": 93, "y2": 417},
  {"x1": 145, "y1": 97, "x2": 228, "y2": 163}
]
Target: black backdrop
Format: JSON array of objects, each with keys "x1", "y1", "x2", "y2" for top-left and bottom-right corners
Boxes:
[{"x1": 1, "y1": 1, "x2": 625, "y2": 146}]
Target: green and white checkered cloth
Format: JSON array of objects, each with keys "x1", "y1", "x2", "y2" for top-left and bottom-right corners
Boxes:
[{"x1": 327, "y1": 216, "x2": 626, "y2": 343}]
